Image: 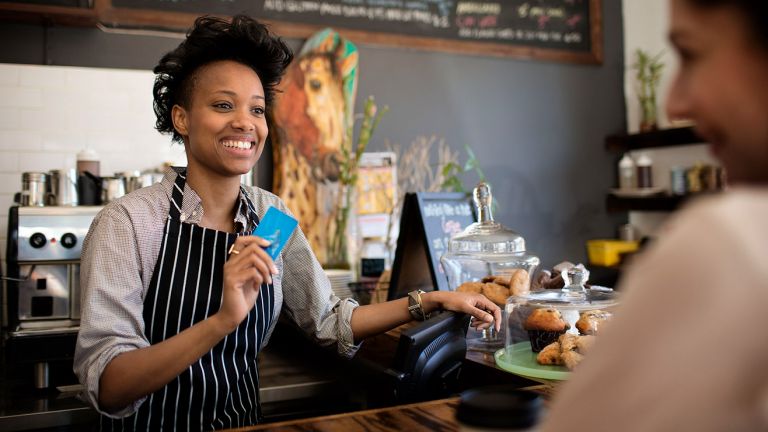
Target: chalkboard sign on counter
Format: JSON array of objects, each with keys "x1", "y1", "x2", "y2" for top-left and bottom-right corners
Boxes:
[
  {"x1": 96, "y1": 0, "x2": 602, "y2": 63},
  {"x1": 388, "y1": 192, "x2": 475, "y2": 301}
]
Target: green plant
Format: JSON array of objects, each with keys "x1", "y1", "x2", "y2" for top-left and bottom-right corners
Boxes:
[
  {"x1": 327, "y1": 95, "x2": 388, "y2": 268},
  {"x1": 440, "y1": 144, "x2": 487, "y2": 193},
  {"x1": 633, "y1": 49, "x2": 665, "y2": 131}
]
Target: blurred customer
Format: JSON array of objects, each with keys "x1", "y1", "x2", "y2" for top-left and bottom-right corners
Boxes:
[{"x1": 542, "y1": 0, "x2": 768, "y2": 431}]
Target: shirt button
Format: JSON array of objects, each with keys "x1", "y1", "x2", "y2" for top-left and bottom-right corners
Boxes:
[{"x1": 180, "y1": 212, "x2": 187, "y2": 222}]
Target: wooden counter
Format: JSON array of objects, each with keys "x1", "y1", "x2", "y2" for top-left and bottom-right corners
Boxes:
[
  {"x1": 230, "y1": 331, "x2": 558, "y2": 432},
  {"x1": 232, "y1": 351, "x2": 557, "y2": 432},
  {"x1": 238, "y1": 397, "x2": 462, "y2": 432}
]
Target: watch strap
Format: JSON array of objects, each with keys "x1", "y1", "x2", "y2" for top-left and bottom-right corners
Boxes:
[{"x1": 407, "y1": 289, "x2": 429, "y2": 321}]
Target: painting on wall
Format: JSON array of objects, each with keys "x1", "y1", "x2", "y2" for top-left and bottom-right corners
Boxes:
[{"x1": 270, "y1": 28, "x2": 359, "y2": 265}]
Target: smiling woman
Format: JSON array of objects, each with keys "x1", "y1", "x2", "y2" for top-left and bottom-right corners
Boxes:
[{"x1": 73, "y1": 14, "x2": 503, "y2": 431}]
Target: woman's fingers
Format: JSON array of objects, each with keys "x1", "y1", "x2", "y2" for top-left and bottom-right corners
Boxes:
[
  {"x1": 469, "y1": 295, "x2": 502, "y2": 331},
  {"x1": 227, "y1": 236, "x2": 278, "y2": 285}
]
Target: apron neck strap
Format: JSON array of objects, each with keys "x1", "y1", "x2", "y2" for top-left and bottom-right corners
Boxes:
[{"x1": 169, "y1": 168, "x2": 261, "y2": 230}]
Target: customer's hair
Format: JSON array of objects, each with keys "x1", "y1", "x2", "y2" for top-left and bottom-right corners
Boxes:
[
  {"x1": 689, "y1": 0, "x2": 768, "y2": 48},
  {"x1": 153, "y1": 15, "x2": 294, "y2": 144}
]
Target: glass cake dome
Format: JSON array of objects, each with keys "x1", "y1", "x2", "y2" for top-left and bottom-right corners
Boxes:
[{"x1": 497, "y1": 265, "x2": 620, "y2": 381}]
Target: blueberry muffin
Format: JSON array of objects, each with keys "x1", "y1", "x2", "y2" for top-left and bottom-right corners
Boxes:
[{"x1": 523, "y1": 308, "x2": 570, "y2": 352}]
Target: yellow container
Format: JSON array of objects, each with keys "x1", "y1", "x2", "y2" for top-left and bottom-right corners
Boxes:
[{"x1": 586, "y1": 239, "x2": 640, "y2": 267}]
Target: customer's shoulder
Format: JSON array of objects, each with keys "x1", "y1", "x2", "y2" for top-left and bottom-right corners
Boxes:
[
  {"x1": 662, "y1": 187, "x2": 768, "y2": 255},
  {"x1": 677, "y1": 187, "x2": 768, "y2": 224}
]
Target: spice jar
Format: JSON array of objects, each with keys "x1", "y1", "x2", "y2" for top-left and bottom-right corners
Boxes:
[{"x1": 636, "y1": 154, "x2": 653, "y2": 188}]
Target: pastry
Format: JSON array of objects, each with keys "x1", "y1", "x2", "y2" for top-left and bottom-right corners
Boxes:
[
  {"x1": 575, "y1": 310, "x2": 613, "y2": 335},
  {"x1": 508, "y1": 269, "x2": 530, "y2": 296},
  {"x1": 534, "y1": 334, "x2": 596, "y2": 370},
  {"x1": 561, "y1": 350, "x2": 585, "y2": 370},
  {"x1": 481, "y1": 282, "x2": 510, "y2": 306},
  {"x1": 523, "y1": 308, "x2": 570, "y2": 352},
  {"x1": 456, "y1": 281, "x2": 484, "y2": 294},
  {"x1": 536, "y1": 341, "x2": 563, "y2": 365}
]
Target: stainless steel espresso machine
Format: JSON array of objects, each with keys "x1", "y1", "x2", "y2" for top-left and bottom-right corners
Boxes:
[{"x1": 3, "y1": 206, "x2": 101, "y2": 389}]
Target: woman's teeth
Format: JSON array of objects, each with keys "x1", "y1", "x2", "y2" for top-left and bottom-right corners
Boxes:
[{"x1": 222, "y1": 140, "x2": 252, "y2": 149}]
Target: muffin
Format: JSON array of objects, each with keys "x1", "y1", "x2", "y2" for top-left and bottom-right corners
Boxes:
[
  {"x1": 575, "y1": 310, "x2": 613, "y2": 336},
  {"x1": 523, "y1": 308, "x2": 570, "y2": 352}
]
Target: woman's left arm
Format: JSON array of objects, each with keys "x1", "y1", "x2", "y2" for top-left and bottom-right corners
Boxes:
[{"x1": 350, "y1": 291, "x2": 501, "y2": 342}]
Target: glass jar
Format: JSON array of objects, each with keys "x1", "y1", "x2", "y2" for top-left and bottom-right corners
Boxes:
[{"x1": 441, "y1": 182, "x2": 540, "y2": 351}]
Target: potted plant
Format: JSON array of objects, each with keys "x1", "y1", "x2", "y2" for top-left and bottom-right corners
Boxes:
[
  {"x1": 633, "y1": 49, "x2": 665, "y2": 132},
  {"x1": 326, "y1": 95, "x2": 388, "y2": 269}
]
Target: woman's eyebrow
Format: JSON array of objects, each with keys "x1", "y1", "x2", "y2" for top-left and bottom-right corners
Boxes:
[{"x1": 212, "y1": 89, "x2": 265, "y2": 100}]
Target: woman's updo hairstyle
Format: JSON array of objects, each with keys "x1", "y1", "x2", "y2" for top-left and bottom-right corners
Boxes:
[{"x1": 153, "y1": 15, "x2": 294, "y2": 144}]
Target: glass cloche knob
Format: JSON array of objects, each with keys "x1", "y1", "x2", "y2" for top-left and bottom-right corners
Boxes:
[{"x1": 473, "y1": 182, "x2": 493, "y2": 223}]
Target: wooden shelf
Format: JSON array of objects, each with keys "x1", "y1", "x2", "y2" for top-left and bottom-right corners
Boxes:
[
  {"x1": 0, "y1": 1, "x2": 97, "y2": 27},
  {"x1": 605, "y1": 126, "x2": 704, "y2": 152},
  {"x1": 605, "y1": 193, "x2": 688, "y2": 212}
]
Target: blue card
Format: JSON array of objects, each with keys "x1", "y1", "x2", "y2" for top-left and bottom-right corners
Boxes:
[{"x1": 252, "y1": 206, "x2": 299, "y2": 260}]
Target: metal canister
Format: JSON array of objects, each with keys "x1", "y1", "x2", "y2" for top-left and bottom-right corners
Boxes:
[
  {"x1": 670, "y1": 166, "x2": 687, "y2": 195},
  {"x1": 51, "y1": 168, "x2": 79, "y2": 206},
  {"x1": 21, "y1": 172, "x2": 48, "y2": 206}
]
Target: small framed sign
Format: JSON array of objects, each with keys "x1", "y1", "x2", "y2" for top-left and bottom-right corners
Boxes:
[{"x1": 388, "y1": 192, "x2": 475, "y2": 300}]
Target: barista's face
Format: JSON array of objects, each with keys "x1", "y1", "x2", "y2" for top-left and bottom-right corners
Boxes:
[
  {"x1": 667, "y1": 0, "x2": 768, "y2": 185},
  {"x1": 172, "y1": 60, "x2": 268, "y2": 179}
]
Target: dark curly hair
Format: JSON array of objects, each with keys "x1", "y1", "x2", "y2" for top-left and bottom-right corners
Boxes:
[
  {"x1": 688, "y1": 0, "x2": 768, "y2": 48},
  {"x1": 153, "y1": 15, "x2": 294, "y2": 144}
]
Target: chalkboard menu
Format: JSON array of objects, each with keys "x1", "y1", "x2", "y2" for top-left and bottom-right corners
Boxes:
[
  {"x1": 388, "y1": 192, "x2": 475, "y2": 300},
  {"x1": 99, "y1": 0, "x2": 602, "y2": 63}
]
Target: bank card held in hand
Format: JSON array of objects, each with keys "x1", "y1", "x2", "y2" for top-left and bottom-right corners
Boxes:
[{"x1": 252, "y1": 206, "x2": 298, "y2": 260}]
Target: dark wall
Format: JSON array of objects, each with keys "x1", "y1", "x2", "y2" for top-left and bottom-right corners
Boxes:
[{"x1": 0, "y1": 2, "x2": 625, "y2": 268}]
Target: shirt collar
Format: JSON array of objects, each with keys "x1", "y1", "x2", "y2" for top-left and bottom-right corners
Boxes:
[{"x1": 160, "y1": 167, "x2": 252, "y2": 233}]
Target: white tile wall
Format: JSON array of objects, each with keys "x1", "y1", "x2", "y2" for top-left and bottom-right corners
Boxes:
[{"x1": 0, "y1": 63, "x2": 188, "y2": 270}]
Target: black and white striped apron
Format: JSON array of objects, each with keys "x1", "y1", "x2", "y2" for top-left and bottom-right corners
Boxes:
[{"x1": 101, "y1": 168, "x2": 274, "y2": 431}]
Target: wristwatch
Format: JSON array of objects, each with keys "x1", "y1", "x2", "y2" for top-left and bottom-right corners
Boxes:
[{"x1": 407, "y1": 289, "x2": 430, "y2": 321}]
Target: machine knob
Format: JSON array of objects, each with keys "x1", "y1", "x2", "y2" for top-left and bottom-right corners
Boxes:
[
  {"x1": 60, "y1": 233, "x2": 77, "y2": 249},
  {"x1": 29, "y1": 232, "x2": 47, "y2": 248}
]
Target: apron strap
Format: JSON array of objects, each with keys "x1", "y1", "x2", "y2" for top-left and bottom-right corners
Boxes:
[{"x1": 169, "y1": 167, "x2": 186, "y2": 221}]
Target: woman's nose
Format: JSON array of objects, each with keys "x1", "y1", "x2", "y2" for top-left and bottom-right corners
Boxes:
[
  {"x1": 666, "y1": 72, "x2": 692, "y2": 122},
  {"x1": 231, "y1": 110, "x2": 255, "y2": 131}
]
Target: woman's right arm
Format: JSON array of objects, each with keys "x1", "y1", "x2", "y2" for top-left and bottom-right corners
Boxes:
[
  {"x1": 98, "y1": 313, "x2": 233, "y2": 411},
  {"x1": 98, "y1": 235, "x2": 276, "y2": 412}
]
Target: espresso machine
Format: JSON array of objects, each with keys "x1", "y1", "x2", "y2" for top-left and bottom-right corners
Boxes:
[{"x1": 3, "y1": 205, "x2": 101, "y2": 389}]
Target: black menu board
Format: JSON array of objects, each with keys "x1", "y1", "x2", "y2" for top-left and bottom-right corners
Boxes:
[
  {"x1": 388, "y1": 192, "x2": 475, "y2": 300},
  {"x1": 103, "y1": 0, "x2": 603, "y2": 63}
]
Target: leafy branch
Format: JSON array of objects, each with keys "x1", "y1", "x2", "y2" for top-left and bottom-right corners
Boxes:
[{"x1": 328, "y1": 96, "x2": 389, "y2": 267}]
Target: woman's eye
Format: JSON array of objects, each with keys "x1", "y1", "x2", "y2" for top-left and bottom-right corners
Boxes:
[
  {"x1": 252, "y1": 107, "x2": 265, "y2": 115},
  {"x1": 213, "y1": 102, "x2": 232, "y2": 110},
  {"x1": 676, "y1": 47, "x2": 696, "y2": 65}
]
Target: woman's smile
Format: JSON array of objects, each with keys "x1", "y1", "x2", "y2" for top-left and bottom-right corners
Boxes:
[{"x1": 221, "y1": 137, "x2": 257, "y2": 155}]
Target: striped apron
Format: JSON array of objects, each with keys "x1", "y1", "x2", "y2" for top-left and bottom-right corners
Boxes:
[{"x1": 100, "y1": 169, "x2": 274, "y2": 431}]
